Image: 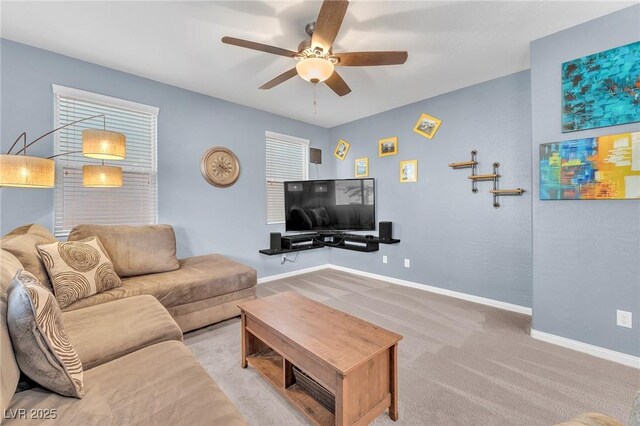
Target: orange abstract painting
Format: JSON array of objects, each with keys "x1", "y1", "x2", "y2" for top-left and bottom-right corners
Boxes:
[{"x1": 540, "y1": 131, "x2": 640, "y2": 200}]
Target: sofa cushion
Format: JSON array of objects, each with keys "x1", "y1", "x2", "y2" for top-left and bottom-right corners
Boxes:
[
  {"x1": 68, "y1": 224, "x2": 180, "y2": 277},
  {"x1": 61, "y1": 254, "x2": 257, "y2": 312},
  {"x1": 5, "y1": 341, "x2": 246, "y2": 425},
  {"x1": 4, "y1": 224, "x2": 57, "y2": 242},
  {"x1": 168, "y1": 287, "x2": 256, "y2": 332},
  {"x1": 0, "y1": 250, "x2": 23, "y2": 416},
  {"x1": 62, "y1": 295, "x2": 182, "y2": 369},
  {"x1": 7, "y1": 271, "x2": 84, "y2": 398},
  {"x1": 1, "y1": 224, "x2": 58, "y2": 291},
  {"x1": 37, "y1": 237, "x2": 121, "y2": 309}
]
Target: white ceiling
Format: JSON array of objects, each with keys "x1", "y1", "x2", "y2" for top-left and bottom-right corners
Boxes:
[{"x1": 0, "y1": 1, "x2": 635, "y2": 128}]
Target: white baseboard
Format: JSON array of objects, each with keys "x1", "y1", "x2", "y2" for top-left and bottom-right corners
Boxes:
[
  {"x1": 258, "y1": 265, "x2": 639, "y2": 368},
  {"x1": 257, "y1": 264, "x2": 332, "y2": 284},
  {"x1": 531, "y1": 329, "x2": 640, "y2": 369},
  {"x1": 327, "y1": 264, "x2": 533, "y2": 316}
]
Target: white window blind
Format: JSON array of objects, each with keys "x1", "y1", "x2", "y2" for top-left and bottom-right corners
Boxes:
[
  {"x1": 266, "y1": 131, "x2": 309, "y2": 224},
  {"x1": 53, "y1": 85, "x2": 159, "y2": 236}
]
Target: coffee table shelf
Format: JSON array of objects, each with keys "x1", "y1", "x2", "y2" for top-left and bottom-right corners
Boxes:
[
  {"x1": 246, "y1": 350, "x2": 283, "y2": 386},
  {"x1": 247, "y1": 349, "x2": 335, "y2": 425}
]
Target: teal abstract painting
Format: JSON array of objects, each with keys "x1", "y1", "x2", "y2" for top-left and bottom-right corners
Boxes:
[{"x1": 562, "y1": 41, "x2": 640, "y2": 133}]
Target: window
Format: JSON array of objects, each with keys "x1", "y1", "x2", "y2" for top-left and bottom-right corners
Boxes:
[
  {"x1": 266, "y1": 131, "x2": 309, "y2": 224},
  {"x1": 53, "y1": 85, "x2": 159, "y2": 236}
]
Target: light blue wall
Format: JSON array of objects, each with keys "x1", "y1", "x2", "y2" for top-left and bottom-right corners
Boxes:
[
  {"x1": 0, "y1": 39, "x2": 334, "y2": 277},
  {"x1": 530, "y1": 5, "x2": 640, "y2": 356},
  {"x1": 3, "y1": 7, "x2": 638, "y2": 358},
  {"x1": 329, "y1": 71, "x2": 533, "y2": 308}
]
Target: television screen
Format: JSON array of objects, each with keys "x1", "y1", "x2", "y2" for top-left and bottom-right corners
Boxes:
[{"x1": 284, "y1": 178, "x2": 375, "y2": 232}]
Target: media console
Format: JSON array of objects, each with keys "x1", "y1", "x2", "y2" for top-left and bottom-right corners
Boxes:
[{"x1": 259, "y1": 232, "x2": 400, "y2": 255}]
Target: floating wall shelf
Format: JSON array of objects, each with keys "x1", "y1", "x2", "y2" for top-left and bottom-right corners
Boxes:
[
  {"x1": 490, "y1": 189, "x2": 525, "y2": 195},
  {"x1": 449, "y1": 151, "x2": 525, "y2": 208},
  {"x1": 448, "y1": 150, "x2": 479, "y2": 192},
  {"x1": 468, "y1": 174, "x2": 499, "y2": 181},
  {"x1": 448, "y1": 161, "x2": 477, "y2": 168}
]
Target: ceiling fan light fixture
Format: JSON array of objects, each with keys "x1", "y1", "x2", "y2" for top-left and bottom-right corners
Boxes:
[{"x1": 296, "y1": 57, "x2": 334, "y2": 83}]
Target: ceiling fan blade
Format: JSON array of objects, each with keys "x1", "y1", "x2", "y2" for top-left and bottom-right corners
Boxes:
[
  {"x1": 259, "y1": 68, "x2": 299, "y2": 90},
  {"x1": 336, "y1": 51, "x2": 408, "y2": 66},
  {"x1": 222, "y1": 36, "x2": 297, "y2": 58},
  {"x1": 325, "y1": 71, "x2": 351, "y2": 96},
  {"x1": 311, "y1": 0, "x2": 349, "y2": 53}
]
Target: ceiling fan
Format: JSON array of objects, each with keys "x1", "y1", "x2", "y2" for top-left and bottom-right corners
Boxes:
[{"x1": 221, "y1": 0, "x2": 408, "y2": 97}]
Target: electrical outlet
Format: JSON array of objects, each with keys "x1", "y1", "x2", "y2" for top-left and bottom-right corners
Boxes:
[
  {"x1": 404, "y1": 258, "x2": 410, "y2": 268},
  {"x1": 617, "y1": 310, "x2": 632, "y2": 328},
  {"x1": 281, "y1": 254, "x2": 287, "y2": 265},
  {"x1": 382, "y1": 255, "x2": 388, "y2": 264}
]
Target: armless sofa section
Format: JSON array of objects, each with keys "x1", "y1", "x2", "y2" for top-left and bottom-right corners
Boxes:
[{"x1": 66, "y1": 224, "x2": 257, "y2": 332}]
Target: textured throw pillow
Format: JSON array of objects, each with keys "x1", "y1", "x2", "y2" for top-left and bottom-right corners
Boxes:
[
  {"x1": 7, "y1": 270, "x2": 84, "y2": 398},
  {"x1": 37, "y1": 237, "x2": 121, "y2": 309}
]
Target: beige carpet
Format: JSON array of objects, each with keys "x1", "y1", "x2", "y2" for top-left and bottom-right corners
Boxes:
[{"x1": 185, "y1": 269, "x2": 639, "y2": 425}]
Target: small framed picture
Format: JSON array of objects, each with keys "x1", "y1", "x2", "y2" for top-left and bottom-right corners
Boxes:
[
  {"x1": 334, "y1": 139, "x2": 351, "y2": 160},
  {"x1": 378, "y1": 137, "x2": 398, "y2": 157},
  {"x1": 400, "y1": 160, "x2": 418, "y2": 183},
  {"x1": 354, "y1": 157, "x2": 369, "y2": 177},
  {"x1": 413, "y1": 113, "x2": 442, "y2": 140}
]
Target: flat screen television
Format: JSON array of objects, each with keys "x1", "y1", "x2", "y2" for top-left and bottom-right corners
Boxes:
[{"x1": 284, "y1": 178, "x2": 375, "y2": 232}]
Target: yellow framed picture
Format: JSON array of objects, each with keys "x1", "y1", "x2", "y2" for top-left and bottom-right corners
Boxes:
[
  {"x1": 354, "y1": 157, "x2": 369, "y2": 177},
  {"x1": 378, "y1": 137, "x2": 398, "y2": 157},
  {"x1": 413, "y1": 113, "x2": 442, "y2": 139},
  {"x1": 400, "y1": 160, "x2": 418, "y2": 183},
  {"x1": 334, "y1": 139, "x2": 350, "y2": 160}
]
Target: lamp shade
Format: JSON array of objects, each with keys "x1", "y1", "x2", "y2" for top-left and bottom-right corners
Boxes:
[
  {"x1": 296, "y1": 57, "x2": 335, "y2": 83},
  {"x1": 0, "y1": 154, "x2": 55, "y2": 188},
  {"x1": 82, "y1": 165, "x2": 123, "y2": 188},
  {"x1": 82, "y1": 129, "x2": 126, "y2": 160}
]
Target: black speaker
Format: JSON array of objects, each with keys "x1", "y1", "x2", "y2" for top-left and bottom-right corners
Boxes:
[
  {"x1": 379, "y1": 222, "x2": 392, "y2": 240},
  {"x1": 270, "y1": 232, "x2": 282, "y2": 251}
]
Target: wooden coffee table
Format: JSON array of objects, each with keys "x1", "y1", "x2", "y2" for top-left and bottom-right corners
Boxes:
[{"x1": 239, "y1": 292, "x2": 402, "y2": 426}]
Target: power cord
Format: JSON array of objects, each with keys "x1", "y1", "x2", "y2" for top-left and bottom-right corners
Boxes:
[{"x1": 280, "y1": 250, "x2": 300, "y2": 265}]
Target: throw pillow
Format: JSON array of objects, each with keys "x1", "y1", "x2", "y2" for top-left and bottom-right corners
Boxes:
[
  {"x1": 37, "y1": 237, "x2": 121, "y2": 309},
  {"x1": 7, "y1": 270, "x2": 84, "y2": 398}
]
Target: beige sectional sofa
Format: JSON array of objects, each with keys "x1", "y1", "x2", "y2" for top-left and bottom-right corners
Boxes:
[{"x1": 0, "y1": 223, "x2": 256, "y2": 424}]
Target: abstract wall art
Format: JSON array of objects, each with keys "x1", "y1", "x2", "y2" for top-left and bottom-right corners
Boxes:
[
  {"x1": 540, "y1": 131, "x2": 640, "y2": 200},
  {"x1": 562, "y1": 41, "x2": 640, "y2": 132}
]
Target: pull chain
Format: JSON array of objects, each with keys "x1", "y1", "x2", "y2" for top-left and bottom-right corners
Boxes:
[{"x1": 313, "y1": 83, "x2": 317, "y2": 115}]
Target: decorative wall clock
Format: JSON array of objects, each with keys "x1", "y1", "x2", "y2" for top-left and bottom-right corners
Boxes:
[{"x1": 200, "y1": 147, "x2": 240, "y2": 188}]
